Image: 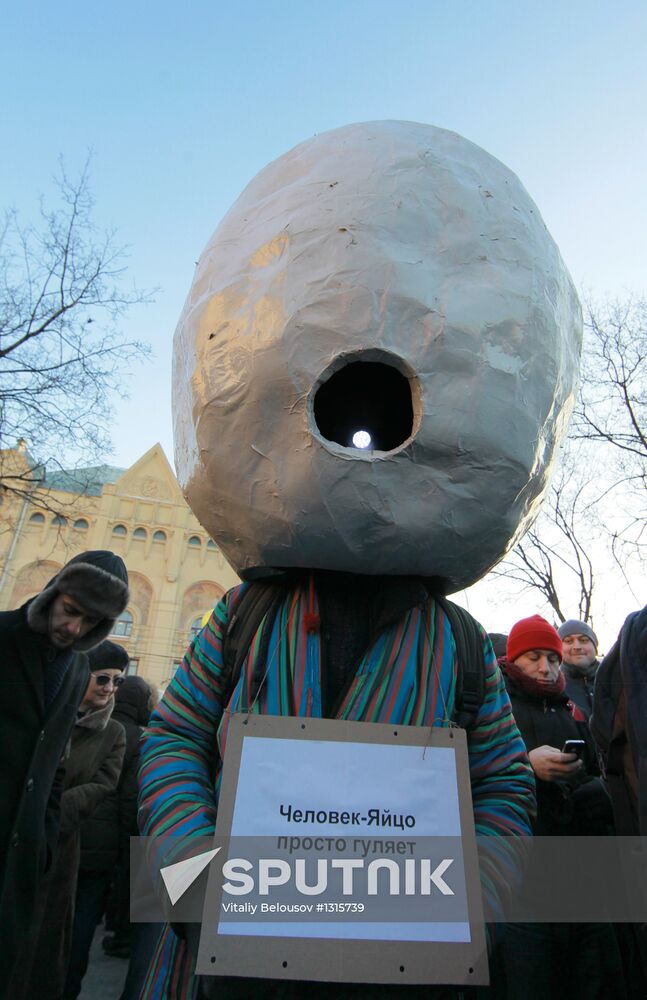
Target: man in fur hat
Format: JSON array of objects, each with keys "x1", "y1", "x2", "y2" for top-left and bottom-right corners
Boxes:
[{"x1": 0, "y1": 549, "x2": 129, "y2": 994}]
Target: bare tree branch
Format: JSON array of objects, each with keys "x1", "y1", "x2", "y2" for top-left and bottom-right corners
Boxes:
[
  {"x1": 489, "y1": 447, "x2": 597, "y2": 628},
  {"x1": 574, "y1": 297, "x2": 647, "y2": 464},
  {"x1": 0, "y1": 157, "x2": 154, "y2": 500},
  {"x1": 485, "y1": 294, "x2": 647, "y2": 623}
]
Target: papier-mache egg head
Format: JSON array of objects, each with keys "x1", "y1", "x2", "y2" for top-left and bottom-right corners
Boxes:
[{"x1": 173, "y1": 121, "x2": 581, "y2": 592}]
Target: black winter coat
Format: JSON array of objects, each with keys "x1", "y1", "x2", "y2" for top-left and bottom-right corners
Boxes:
[
  {"x1": 10, "y1": 701, "x2": 126, "y2": 1000},
  {"x1": 592, "y1": 605, "x2": 647, "y2": 835},
  {"x1": 562, "y1": 660, "x2": 599, "y2": 720},
  {"x1": 504, "y1": 672, "x2": 612, "y2": 836},
  {"x1": 0, "y1": 604, "x2": 90, "y2": 995}
]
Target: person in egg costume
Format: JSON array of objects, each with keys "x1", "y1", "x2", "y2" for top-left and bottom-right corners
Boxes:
[{"x1": 138, "y1": 121, "x2": 582, "y2": 998}]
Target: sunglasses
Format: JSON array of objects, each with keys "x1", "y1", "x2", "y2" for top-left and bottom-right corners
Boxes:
[{"x1": 93, "y1": 673, "x2": 125, "y2": 688}]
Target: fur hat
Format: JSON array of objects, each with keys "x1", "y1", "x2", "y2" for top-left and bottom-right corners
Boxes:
[
  {"x1": 557, "y1": 619, "x2": 598, "y2": 649},
  {"x1": 27, "y1": 550, "x2": 129, "y2": 652},
  {"x1": 507, "y1": 614, "x2": 562, "y2": 662}
]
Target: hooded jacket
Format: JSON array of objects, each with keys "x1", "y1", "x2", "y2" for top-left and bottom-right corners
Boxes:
[{"x1": 0, "y1": 550, "x2": 128, "y2": 995}]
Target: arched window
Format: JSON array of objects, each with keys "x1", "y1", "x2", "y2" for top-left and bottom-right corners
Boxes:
[
  {"x1": 51, "y1": 515, "x2": 67, "y2": 527},
  {"x1": 189, "y1": 616, "x2": 204, "y2": 639},
  {"x1": 112, "y1": 524, "x2": 127, "y2": 536},
  {"x1": 29, "y1": 512, "x2": 45, "y2": 524},
  {"x1": 73, "y1": 518, "x2": 89, "y2": 530},
  {"x1": 110, "y1": 609, "x2": 133, "y2": 638},
  {"x1": 188, "y1": 535, "x2": 201, "y2": 548},
  {"x1": 133, "y1": 527, "x2": 147, "y2": 540},
  {"x1": 153, "y1": 530, "x2": 167, "y2": 542},
  {"x1": 207, "y1": 539, "x2": 217, "y2": 550}
]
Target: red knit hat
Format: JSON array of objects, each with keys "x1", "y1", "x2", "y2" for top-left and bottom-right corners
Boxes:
[{"x1": 506, "y1": 615, "x2": 562, "y2": 662}]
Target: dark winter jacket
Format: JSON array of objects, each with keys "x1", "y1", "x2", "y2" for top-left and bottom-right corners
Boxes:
[
  {"x1": 591, "y1": 605, "x2": 647, "y2": 835},
  {"x1": 10, "y1": 698, "x2": 126, "y2": 1000},
  {"x1": 561, "y1": 660, "x2": 599, "y2": 720},
  {"x1": 0, "y1": 550, "x2": 128, "y2": 996},
  {"x1": 0, "y1": 604, "x2": 90, "y2": 996},
  {"x1": 503, "y1": 668, "x2": 611, "y2": 836},
  {"x1": 80, "y1": 675, "x2": 153, "y2": 871}
]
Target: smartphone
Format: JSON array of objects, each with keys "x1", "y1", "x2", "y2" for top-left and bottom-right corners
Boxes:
[{"x1": 561, "y1": 739, "x2": 586, "y2": 756}]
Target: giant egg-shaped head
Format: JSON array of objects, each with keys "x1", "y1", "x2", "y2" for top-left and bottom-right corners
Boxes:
[{"x1": 173, "y1": 121, "x2": 581, "y2": 591}]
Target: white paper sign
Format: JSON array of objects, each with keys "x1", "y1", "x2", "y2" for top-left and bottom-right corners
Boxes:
[
  {"x1": 220, "y1": 734, "x2": 468, "y2": 941},
  {"x1": 196, "y1": 716, "x2": 488, "y2": 984},
  {"x1": 231, "y1": 736, "x2": 462, "y2": 837}
]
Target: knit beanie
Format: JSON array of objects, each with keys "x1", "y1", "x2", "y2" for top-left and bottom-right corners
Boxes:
[
  {"x1": 88, "y1": 639, "x2": 130, "y2": 672},
  {"x1": 557, "y1": 619, "x2": 598, "y2": 649},
  {"x1": 507, "y1": 614, "x2": 562, "y2": 662},
  {"x1": 488, "y1": 632, "x2": 508, "y2": 659},
  {"x1": 115, "y1": 675, "x2": 157, "y2": 726},
  {"x1": 27, "y1": 550, "x2": 129, "y2": 652}
]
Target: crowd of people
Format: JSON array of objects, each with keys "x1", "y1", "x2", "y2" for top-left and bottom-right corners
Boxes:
[{"x1": 1, "y1": 550, "x2": 645, "y2": 999}]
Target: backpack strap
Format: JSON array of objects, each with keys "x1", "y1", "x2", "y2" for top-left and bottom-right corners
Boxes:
[
  {"x1": 223, "y1": 582, "x2": 281, "y2": 698},
  {"x1": 221, "y1": 583, "x2": 486, "y2": 727},
  {"x1": 435, "y1": 595, "x2": 486, "y2": 729}
]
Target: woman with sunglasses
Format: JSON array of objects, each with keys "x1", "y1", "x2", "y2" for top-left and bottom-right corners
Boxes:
[
  {"x1": 66, "y1": 674, "x2": 160, "y2": 1000},
  {"x1": 86, "y1": 665, "x2": 127, "y2": 705},
  {"x1": 10, "y1": 641, "x2": 127, "y2": 1000}
]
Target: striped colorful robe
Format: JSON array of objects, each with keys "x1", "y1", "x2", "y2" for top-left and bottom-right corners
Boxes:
[{"x1": 138, "y1": 581, "x2": 535, "y2": 998}]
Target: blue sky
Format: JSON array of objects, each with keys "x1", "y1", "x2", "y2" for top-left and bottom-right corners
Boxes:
[
  {"x1": 3, "y1": 0, "x2": 646, "y2": 469},
  {"x1": 3, "y1": 1, "x2": 646, "y2": 638}
]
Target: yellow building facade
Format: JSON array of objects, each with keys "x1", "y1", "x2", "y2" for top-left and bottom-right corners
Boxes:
[{"x1": 0, "y1": 442, "x2": 239, "y2": 688}]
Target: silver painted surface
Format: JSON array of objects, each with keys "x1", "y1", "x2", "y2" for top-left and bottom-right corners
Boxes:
[{"x1": 173, "y1": 120, "x2": 581, "y2": 590}]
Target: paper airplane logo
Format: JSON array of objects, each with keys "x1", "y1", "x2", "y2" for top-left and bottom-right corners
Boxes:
[{"x1": 160, "y1": 847, "x2": 221, "y2": 905}]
